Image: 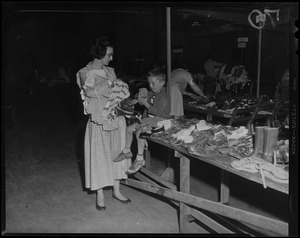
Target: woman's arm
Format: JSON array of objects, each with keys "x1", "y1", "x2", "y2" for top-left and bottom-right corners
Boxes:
[
  {"x1": 188, "y1": 80, "x2": 206, "y2": 98},
  {"x1": 78, "y1": 71, "x2": 98, "y2": 98},
  {"x1": 78, "y1": 71, "x2": 87, "y2": 88}
]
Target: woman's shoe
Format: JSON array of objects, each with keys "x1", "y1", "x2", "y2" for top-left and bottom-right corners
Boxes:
[
  {"x1": 112, "y1": 194, "x2": 131, "y2": 204},
  {"x1": 96, "y1": 202, "x2": 106, "y2": 211}
]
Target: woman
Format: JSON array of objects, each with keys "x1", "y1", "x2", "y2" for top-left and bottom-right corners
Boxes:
[
  {"x1": 76, "y1": 37, "x2": 131, "y2": 211},
  {"x1": 203, "y1": 55, "x2": 222, "y2": 97},
  {"x1": 169, "y1": 60, "x2": 208, "y2": 117},
  {"x1": 274, "y1": 69, "x2": 289, "y2": 102}
]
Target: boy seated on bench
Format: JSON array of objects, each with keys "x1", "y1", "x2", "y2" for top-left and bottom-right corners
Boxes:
[{"x1": 113, "y1": 68, "x2": 170, "y2": 174}]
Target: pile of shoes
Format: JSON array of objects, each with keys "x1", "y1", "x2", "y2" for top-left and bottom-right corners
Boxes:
[
  {"x1": 231, "y1": 156, "x2": 288, "y2": 187},
  {"x1": 230, "y1": 126, "x2": 289, "y2": 186},
  {"x1": 219, "y1": 135, "x2": 253, "y2": 159}
]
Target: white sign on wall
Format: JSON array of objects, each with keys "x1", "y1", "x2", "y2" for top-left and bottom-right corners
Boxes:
[
  {"x1": 237, "y1": 37, "x2": 249, "y2": 42},
  {"x1": 237, "y1": 42, "x2": 247, "y2": 48}
]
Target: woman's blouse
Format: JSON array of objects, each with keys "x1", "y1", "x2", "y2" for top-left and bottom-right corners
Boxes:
[{"x1": 169, "y1": 68, "x2": 193, "y2": 93}]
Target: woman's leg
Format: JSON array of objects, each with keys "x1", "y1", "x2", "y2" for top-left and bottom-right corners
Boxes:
[
  {"x1": 96, "y1": 188, "x2": 105, "y2": 206},
  {"x1": 113, "y1": 179, "x2": 129, "y2": 201}
]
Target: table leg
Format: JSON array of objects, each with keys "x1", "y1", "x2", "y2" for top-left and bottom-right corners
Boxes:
[
  {"x1": 160, "y1": 167, "x2": 175, "y2": 183},
  {"x1": 179, "y1": 154, "x2": 191, "y2": 233},
  {"x1": 160, "y1": 148, "x2": 175, "y2": 183},
  {"x1": 144, "y1": 149, "x2": 151, "y2": 170},
  {"x1": 220, "y1": 170, "x2": 230, "y2": 204}
]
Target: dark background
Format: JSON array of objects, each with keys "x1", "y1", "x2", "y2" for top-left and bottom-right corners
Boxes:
[{"x1": 2, "y1": 2, "x2": 297, "y2": 99}]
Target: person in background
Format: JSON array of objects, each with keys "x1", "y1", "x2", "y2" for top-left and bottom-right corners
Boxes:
[
  {"x1": 274, "y1": 69, "x2": 289, "y2": 102},
  {"x1": 76, "y1": 37, "x2": 132, "y2": 211},
  {"x1": 203, "y1": 55, "x2": 222, "y2": 97},
  {"x1": 169, "y1": 60, "x2": 208, "y2": 117},
  {"x1": 114, "y1": 68, "x2": 170, "y2": 174}
]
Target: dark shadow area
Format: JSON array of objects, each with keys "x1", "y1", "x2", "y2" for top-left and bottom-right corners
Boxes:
[
  {"x1": 75, "y1": 120, "x2": 88, "y2": 192},
  {"x1": 229, "y1": 173, "x2": 290, "y2": 221}
]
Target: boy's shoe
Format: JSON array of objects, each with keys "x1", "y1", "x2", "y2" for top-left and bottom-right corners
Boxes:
[
  {"x1": 113, "y1": 151, "x2": 133, "y2": 162},
  {"x1": 139, "y1": 131, "x2": 152, "y2": 139},
  {"x1": 126, "y1": 159, "x2": 145, "y2": 174},
  {"x1": 151, "y1": 126, "x2": 164, "y2": 134}
]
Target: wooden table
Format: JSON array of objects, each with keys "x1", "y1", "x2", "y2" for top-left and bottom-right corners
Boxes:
[{"x1": 122, "y1": 136, "x2": 289, "y2": 235}]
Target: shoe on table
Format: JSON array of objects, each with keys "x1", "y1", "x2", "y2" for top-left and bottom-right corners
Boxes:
[
  {"x1": 139, "y1": 131, "x2": 152, "y2": 139},
  {"x1": 151, "y1": 126, "x2": 164, "y2": 134},
  {"x1": 113, "y1": 151, "x2": 133, "y2": 162},
  {"x1": 127, "y1": 159, "x2": 145, "y2": 174}
]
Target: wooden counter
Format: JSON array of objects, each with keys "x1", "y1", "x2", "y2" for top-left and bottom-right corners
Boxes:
[{"x1": 122, "y1": 135, "x2": 289, "y2": 235}]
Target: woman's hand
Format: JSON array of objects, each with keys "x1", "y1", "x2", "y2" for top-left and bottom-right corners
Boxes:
[{"x1": 201, "y1": 95, "x2": 210, "y2": 103}]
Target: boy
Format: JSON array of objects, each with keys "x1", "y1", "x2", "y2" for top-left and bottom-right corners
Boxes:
[{"x1": 114, "y1": 68, "x2": 170, "y2": 174}]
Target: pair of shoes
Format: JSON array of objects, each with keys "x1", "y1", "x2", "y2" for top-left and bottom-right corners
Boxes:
[
  {"x1": 113, "y1": 151, "x2": 133, "y2": 162},
  {"x1": 126, "y1": 159, "x2": 145, "y2": 174},
  {"x1": 112, "y1": 194, "x2": 132, "y2": 204},
  {"x1": 96, "y1": 202, "x2": 106, "y2": 211}
]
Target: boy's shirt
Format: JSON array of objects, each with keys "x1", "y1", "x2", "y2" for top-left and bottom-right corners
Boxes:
[{"x1": 146, "y1": 87, "x2": 170, "y2": 118}]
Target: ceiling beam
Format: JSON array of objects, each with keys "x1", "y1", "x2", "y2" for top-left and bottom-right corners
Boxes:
[{"x1": 176, "y1": 7, "x2": 291, "y2": 27}]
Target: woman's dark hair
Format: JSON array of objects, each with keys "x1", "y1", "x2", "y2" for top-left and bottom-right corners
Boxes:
[{"x1": 90, "y1": 37, "x2": 113, "y2": 59}]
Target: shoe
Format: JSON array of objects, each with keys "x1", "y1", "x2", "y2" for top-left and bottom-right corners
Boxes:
[
  {"x1": 112, "y1": 194, "x2": 131, "y2": 204},
  {"x1": 139, "y1": 132, "x2": 152, "y2": 139},
  {"x1": 113, "y1": 151, "x2": 133, "y2": 162},
  {"x1": 96, "y1": 202, "x2": 106, "y2": 211},
  {"x1": 127, "y1": 159, "x2": 145, "y2": 174},
  {"x1": 151, "y1": 126, "x2": 164, "y2": 134}
]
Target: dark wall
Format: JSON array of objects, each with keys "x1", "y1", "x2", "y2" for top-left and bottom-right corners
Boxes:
[
  {"x1": 3, "y1": 4, "x2": 291, "y2": 100},
  {"x1": 113, "y1": 12, "x2": 157, "y2": 75}
]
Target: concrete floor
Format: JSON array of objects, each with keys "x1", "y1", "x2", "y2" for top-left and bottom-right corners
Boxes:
[{"x1": 3, "y1": 93, "x2": 292, "y2": 235}]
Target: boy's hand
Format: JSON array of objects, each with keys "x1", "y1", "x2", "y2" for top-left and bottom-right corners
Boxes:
[
  {"x1": 138, "y1": 95, "x2": 147, "y2": 106},
  {"x1": 138, "y1": 88, "x2": 148, "y2": 98},
  {"x1": 129, "y1": 99, "x2": 138, "y2": 106}
]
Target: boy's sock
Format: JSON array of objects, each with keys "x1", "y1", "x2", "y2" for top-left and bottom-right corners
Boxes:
[
  {"x1": 123, "y1": 147, "x2": 131, "y2": 154},
  {"x1": 136, "y1": 154, "x2": 144, "y2": 161}
]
